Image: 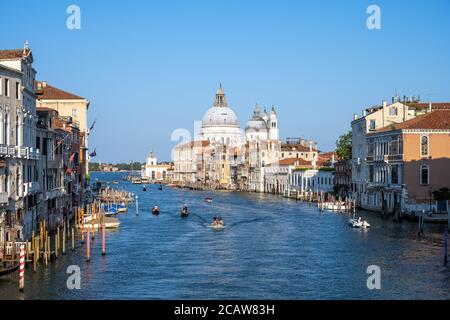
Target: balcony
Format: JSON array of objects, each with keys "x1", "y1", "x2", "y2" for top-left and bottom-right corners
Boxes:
[
  {"x1": 366, "y1": 154, "x2": 403, "y2": 163},
  {"x1": 16, "y1": 146, "x2": 27, "y2": 158},
  {"x1": 29, "y1": 148, "x2": 41, "y2": 160},
  {"x1": 0, "y1": 192, "x2": 8, "y2": 205},
  {"x1": 23, "y1": 182, "x2": 40, "y2": 196},
  {"x1": 8, "y1": 146, "x2": 15, "y2": 157},
  {"x1": 45, "y1": 188, "x2": 66, "y2": 200}
]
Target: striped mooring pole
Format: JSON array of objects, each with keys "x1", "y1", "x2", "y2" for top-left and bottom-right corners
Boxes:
[
  {"x1": 102, "y1": 224, "x2": 106, "y2": 256},
  {"x1": 19, "y1": 244, "x2": 25, "y2": 291}
]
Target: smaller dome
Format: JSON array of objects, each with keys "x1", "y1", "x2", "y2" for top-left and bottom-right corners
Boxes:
[{"x1": 246, "y1": 104, "x2": 268, "y2": 131}]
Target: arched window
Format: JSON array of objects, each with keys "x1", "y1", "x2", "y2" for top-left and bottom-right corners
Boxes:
[
  {"x1": 420, "y1": 165, "x2": 429, "y2": 185},
  {"x1": 421, "y1": 136, "x2": 429, "y2": 157}
]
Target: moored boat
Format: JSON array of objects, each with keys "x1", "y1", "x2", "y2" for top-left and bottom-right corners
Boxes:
[{"x1": 0, "y1": 264, "x2": 19, "y2": 277}]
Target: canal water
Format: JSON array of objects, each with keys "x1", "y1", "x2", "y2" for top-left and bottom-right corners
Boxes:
[{"x1": 0, "y1": 172, "x2": 449, "y2": 300}]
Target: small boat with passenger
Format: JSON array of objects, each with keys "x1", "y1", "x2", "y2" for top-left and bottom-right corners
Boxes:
[
  {"x1": 152, "y1": 206, "x2": 160, "y2": 215},
  {"x1": 205, "y1": 197, "x2": 213, "y2": 203},
  {"x1": 210, "y1": 217, "x2": 225, "y2": 230},
  {"x1": 349, "y1": 217, "x2": 371, "y2": 229},
  {"x1": 179, "y1": 205, "x2": 189, "y2": 217}
]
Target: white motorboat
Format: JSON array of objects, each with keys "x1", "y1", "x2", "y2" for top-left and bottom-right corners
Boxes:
[
  {"x1": 210, "y1": 223, "x2": 225, "y2": 231},
  {"x1": 79, "y1": 216, "x2": 121, "y2": 229},
  {"x1": 349, "y1": 218, "x2": 371, "y2": 229}
]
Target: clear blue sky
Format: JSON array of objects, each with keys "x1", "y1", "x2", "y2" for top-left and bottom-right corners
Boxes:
[{"x1": 2, "y1": 0, "x2": 450, "y2": 162}]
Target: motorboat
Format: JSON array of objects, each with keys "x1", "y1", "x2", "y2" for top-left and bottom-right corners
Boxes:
[
  {"x1": 80, "y1": 216, "x2": 121, "y2": 229},
  {"x1": 349, "y1": 218, "x2": 371, "y2": 229},
  {"x1": 152, "y1": 206, "x2": 160, "y2": 215},
  {"x1": 205, "y1": 197, "x2": 213, "y2": 203},
  {"x1": 210, "y1": 223, "x2": 225, "y2": 231},
  {"x1": 101, "y1": 204, "x2": 120, "y2": 216}
]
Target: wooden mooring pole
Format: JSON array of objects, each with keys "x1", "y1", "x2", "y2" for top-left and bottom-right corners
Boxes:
[
  {"x1": 72, "y1": 226, "x2": 75, "y2": 252},
  {"x1": 86, "y1": 228, "x2": 91, "y2": 262}
]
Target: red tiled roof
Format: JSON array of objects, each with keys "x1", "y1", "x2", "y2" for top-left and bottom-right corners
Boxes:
[
  {"x1": 374, "y1": 109, "x2": 450, "y2": 132},
  {"x1": 277, "y1": 158, "x2": 313, "y2": 166},
  {"x1": 0, "y1": 49, "x2": 30, "y2": 60},
  {"x1": 36, "y1": 82, "x2": 85, "y2": 100},
  {"x1": 281, "y1": 144, "x2": 315, "y2": 152},
  {"x1": 318, "y1": 151, "x2": 337, "y2": 161}
]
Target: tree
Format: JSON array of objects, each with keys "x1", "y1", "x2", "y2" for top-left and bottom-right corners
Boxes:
[{"x1": 335, "y1": 131, "x2": 352, "y2": 160}]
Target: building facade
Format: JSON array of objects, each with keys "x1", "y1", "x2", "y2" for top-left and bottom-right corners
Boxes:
[
  {"x1": 0, "y1": 45, "x2": 40, "y2": 241},
  {"x1": 365, "y1": 107, "x2": 450, "y2": 214},
  {"x1": 142, "y1": 151, "x2": 172, "y2": 181}
]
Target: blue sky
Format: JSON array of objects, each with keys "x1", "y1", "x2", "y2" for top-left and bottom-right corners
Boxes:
[{"x1": 1, "y1": 0, "x2": 450, "y2": 162}]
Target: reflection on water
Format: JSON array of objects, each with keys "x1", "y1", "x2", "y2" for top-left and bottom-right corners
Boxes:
[{"x1": 0, "y1": 172, "x2": 449, "y2": 300}]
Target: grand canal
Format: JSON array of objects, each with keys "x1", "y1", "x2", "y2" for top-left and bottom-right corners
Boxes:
[{"x1": 0, "y1": 172, "x2": 449, "y2": 300}]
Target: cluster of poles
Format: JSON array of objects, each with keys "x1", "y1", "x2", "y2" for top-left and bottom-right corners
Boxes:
[
  {"x1": 317, "y1": 193, "x2": 357, "y2": 213},
  {"x1": 14, "y1": 203, "x2": 108, "y2": 292}
]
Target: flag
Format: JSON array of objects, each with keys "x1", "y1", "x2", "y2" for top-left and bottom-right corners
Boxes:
[
  {"x1": 89, "y1": 120, "x2": 97, "y2": 132},
  {"x1": 69, "y1": 153, "x2": 75, "y2": 163},
  {"x1": 89, "y1": 149, "x2": 97, "y2": 157},
  {"x1": 66, "y1": 167, "x2": 73, "y2": 175}
]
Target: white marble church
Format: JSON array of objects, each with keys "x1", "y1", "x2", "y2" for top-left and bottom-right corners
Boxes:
[{"x1": 173, "y1": 84, "x2": 281, "y2": 190}]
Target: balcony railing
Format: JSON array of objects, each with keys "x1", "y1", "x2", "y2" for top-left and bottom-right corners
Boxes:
[{"x1": 366, "y1": 154, "x2": 403, "y2": 163}]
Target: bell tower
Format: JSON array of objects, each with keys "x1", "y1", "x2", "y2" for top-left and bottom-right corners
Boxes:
[{"x1": 269, "y1": 106, "x2": 279, "y2": 140}]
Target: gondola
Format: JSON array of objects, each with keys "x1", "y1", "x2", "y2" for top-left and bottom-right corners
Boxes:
[
  {"x1": 158, "y1": 185, "x2": 163, "y2": 191},
  {"x1": 179, "y1": 208, "x2": 189, "y2": 217},
  {"x1": 152, "y1": 206, "x2": 160, "y2": 215},
  {"x1": 142, "y1": 186, "x2": 147, "y2": 192},
  {"x1": 0, "y1": 263, "x2": 19, "y2": 277}
]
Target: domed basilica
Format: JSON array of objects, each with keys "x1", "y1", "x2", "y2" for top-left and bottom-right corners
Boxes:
[{"x1": 199, "y1": 84, "x2": 279, "y2": 146}]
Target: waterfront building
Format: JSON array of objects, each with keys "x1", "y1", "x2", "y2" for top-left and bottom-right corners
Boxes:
[
  {"x1": 35, "y1": 82, "x2": 89, "y2": 171},
  {"x1": 36, "y1": 108, "x2": 77, "y2": 231},
  {"x1": 35, "y1": 81, "x2": 90, "y2": 207},
  {"x1": 280, "y1": 138, "x2": 318, "y2": 162},
  {"x1": 142, "y1": 150, "x2": 172, "y2": 181},
  {"x1": 352, "y1": 98, "x2": 434, "y2": 207},
  {"x1": 264, "y1": 158, "x2": 310, "y2": 194},
  {"x1": 173, "y1": 140, "x2": 210, "y2": 184},
  {"x1": 242, "y1": 105, "x2": 281, "y2": 192},
  {"x1": 365, "y1": 106, "x2": 450, "y2": 214},
  {"x1": 0, "y1": 44, "x2": 40, "y2": 241},
  {"x1": 334, "y1": 159, "x2": 352, "y2": 197},
  {"x1": 289, "y1": 167, "x2": 335, "y2": 197}
]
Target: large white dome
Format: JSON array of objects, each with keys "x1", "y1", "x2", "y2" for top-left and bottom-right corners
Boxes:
[{"x1": 202, "y1": 106, "x2": 239, "y2": 128}]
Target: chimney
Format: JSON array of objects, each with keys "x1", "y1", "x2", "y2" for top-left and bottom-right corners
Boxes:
[
  {"x1": 353, "y1": 113, "x2": 359, "y2": 120},
  {"x1": 429, "y1": 102, "x2": 432, "y2": 112},
  {"x1": 383, "y1": 100, "x2": 387, "y2": 108},
  {"x1": 363, "y1": 110, "x2": 367, "y2": 117}
]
